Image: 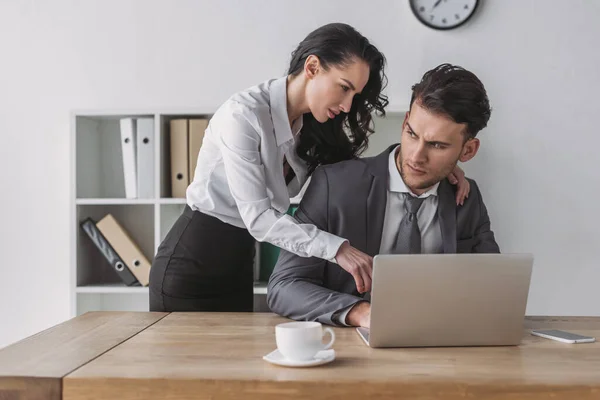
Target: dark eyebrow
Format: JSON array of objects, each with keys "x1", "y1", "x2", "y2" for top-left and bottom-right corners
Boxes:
[
  {"x1": 406, "y1": 122, "x2": 417, "y2": 135},
  {"x1": 341, "y1": 78, "x2": 357, "y2": 92},
  {"x1": 406, "y1": 122, "x2": 452, "y2": 147}
]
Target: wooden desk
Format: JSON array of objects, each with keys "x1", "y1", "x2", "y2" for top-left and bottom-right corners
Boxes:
[{"x1": 1, "y1": 313, "x2": 599, "y2": 399}]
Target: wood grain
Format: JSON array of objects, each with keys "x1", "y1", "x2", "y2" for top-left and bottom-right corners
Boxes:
[
  {"x1": 0, "y1": 311, "x2": 167, "y2": 400},
  {"x1": 63, "y1": 313, "x2": 600, "y2": 400}
]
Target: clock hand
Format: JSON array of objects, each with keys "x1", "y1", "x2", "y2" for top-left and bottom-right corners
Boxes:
[{"x1": 432, "y1": 0, "x2": 442, "y2": 10}]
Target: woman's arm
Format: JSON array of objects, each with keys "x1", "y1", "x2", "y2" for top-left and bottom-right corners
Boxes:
[{"x1": 218, "y1": 104, "x2": 345, "y2": 260}]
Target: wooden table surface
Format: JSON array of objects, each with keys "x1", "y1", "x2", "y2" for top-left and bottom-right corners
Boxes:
[{"x1": 1, "y1": 312, "x2": 600, "y2": 400}]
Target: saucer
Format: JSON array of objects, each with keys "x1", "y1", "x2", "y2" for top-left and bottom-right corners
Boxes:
[{"x1": 262, "y1": 349, "x2": 335, "y2": 367}]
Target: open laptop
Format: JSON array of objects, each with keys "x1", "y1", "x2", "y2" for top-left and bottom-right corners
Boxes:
[{"x1": 356, "y1": 253, "x2": 534, "y2": 348}]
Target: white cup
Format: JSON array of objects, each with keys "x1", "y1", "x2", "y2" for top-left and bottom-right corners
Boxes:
[{"x1": 275, "y1": 321, "x2": 335, "y2": 361}]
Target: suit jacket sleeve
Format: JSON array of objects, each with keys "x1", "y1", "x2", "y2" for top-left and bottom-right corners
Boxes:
[
  {"x1": 267, "y1": 166, "x2": 364, "y2": 326},
  {"x1": 471, "y1": 180, "x2": 501, "y2": 253}
]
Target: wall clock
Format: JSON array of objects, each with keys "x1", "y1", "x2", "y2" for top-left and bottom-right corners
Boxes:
[{"x1": 410, "y1": 0, "x2": 480, "y2": 30}]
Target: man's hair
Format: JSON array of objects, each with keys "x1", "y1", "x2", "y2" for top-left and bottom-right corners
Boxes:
[{"x1": 409, "y1": 63, "x2": 491, "y2": 139}]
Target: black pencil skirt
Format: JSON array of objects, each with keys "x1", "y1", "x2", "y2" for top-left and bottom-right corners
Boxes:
[{"x1": 149, "y1": 205, "x2": 255, "y2": 312}]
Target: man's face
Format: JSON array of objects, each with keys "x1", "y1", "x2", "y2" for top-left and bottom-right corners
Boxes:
[{"x1": 398, "y1": 102, "x2": 480, "y2": 194}]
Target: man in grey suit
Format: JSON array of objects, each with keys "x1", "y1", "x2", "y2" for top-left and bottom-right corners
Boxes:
[{"x1": 267, "y1": 64, "x2": 500, "y2": 328}]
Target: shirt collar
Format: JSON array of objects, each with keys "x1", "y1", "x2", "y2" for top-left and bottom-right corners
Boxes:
[
  {"x1": 388, "y1": 145, "x2": 439, "y2": 198},
  {"x1": 269, "y1": 76, "x2": 303, "y2": 146}
]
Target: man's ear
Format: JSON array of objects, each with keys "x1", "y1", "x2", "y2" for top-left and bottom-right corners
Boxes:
[
  {"x1": 459, "y1": 137, "x2": 480, "y2": 162},
  {"x1": 304, "y1": 55, "x2": 320, "y2": 79}
]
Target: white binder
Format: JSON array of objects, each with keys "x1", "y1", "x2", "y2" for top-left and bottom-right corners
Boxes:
[
  {"x1": 136, "y1": 118, "x2": 155, "y2": 199},
  {"x1": 120, "y1": 118, "x2": 137, "y2": 198}
]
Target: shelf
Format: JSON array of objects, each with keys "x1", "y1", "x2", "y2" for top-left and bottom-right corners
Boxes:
[
  {"x1": 253, "y1": 282, "x2": 268, "y2": 295},
  {"x1": 76, "y1": 282, "x2": 269, "y2": 295},
  {"x1": 76, "y1": 284, "x2": 149, "y2": 294},
  {"x1": 158, "y1": 198, "x2": 187, "y2": 204},
  {"x1": 72, "y1": 108, "x2": 216, "y2": 117},
  {"x1": 71, "y1": 107, "x2": 401, "y2": 117},
  {"x1": 75, "y1": 198, "x2": 188, "y2": 205},
  {"x1": 76, "y1": 198, "x2": 156, "y2": 205}
]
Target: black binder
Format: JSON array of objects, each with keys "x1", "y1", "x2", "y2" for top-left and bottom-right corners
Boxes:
[{"x1": 80, "y1": 218, "x2": 140, "y2": 286}]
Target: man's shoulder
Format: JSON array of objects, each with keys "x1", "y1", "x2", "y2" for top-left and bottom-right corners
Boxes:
[
  {"x1": 312, "y1": 158, "x2": 375, "y2": 192},
  {"x1": 310, "y1": 147, "x2": 392, "y2": 191},
  {"x1": 453, "y1": 177, "x2": 487, "y2": 213},
  {"x1": 317, "y1": 157, "x2": 371, "y2": 177},
  {"x1": 466, "y1": 177, "x2": 484, "y2": 198}
]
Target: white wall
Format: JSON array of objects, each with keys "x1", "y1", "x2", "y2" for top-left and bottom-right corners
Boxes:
[{"x1": 1, "y1": 0, "x2": 599, "y2": 347}]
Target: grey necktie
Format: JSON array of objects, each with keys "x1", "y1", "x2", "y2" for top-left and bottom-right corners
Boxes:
[
  {"x1": 392, "y1": 194, "x2": 426, "y2": 254},
  {"x1": 363, "y1": 195, "x2": 426, "y2": 302}
]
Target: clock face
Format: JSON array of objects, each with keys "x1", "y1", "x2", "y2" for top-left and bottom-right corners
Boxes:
[{"x1": 410, "y1": 0, "x2": 479, "y2": 30}]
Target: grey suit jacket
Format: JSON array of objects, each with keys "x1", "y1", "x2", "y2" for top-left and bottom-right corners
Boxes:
[{"x1": 267, "y1": 144, "x2": 500, "y2": 326}]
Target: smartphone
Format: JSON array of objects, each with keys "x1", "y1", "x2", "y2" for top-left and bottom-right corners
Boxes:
[{"x1": 531, "y1": 329, "x2": 596, "y2": 344}]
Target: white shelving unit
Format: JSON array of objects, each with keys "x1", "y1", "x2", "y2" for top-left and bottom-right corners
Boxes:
[
  {"x1": 69, "y1": 109, "x2": 267, "y2": 316},
  {"x1": 70, "y1": 107, "x2": 407, "y2": 317}
]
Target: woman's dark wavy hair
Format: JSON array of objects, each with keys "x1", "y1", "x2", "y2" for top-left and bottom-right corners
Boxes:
[{"x1": 288, "y1": 23, "x2": 388, "y2": 174}]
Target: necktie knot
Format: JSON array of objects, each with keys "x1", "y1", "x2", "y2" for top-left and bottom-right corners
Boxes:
[
  {"x1": 405, "y1": 195, "x2": 425, "y2": 215},
  {"x1": 392, "y1": 194, "x2": 426, "y2": 254}
]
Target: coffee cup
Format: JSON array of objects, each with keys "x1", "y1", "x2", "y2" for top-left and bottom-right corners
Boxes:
[{"x1": 275, "y1": 321, "x2": 335, "y2": 361}]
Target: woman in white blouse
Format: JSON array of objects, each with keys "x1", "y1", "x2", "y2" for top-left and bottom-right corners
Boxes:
[{"x1": 149, "y1": 23, "x2": 469, "y2": 312}]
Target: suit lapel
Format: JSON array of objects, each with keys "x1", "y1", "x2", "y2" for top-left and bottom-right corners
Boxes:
[
  {"x1": 366, "y1": 175, "x2": 387, "y2": 257},
  {"x1": 437, "y1": 179, "x2": 457, "y2": 253},
  {"x1": 365, "y1": 145, "x2": 395, "y2": 257}
]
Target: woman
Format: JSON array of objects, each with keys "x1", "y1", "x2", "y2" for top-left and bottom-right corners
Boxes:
[{"x1": 149, "y1": 23, "x2": 469, "y2": 312}]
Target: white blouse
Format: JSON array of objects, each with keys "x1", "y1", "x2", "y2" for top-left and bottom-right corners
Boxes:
[{"x1": 187, "y1": 76, "x2": 346, "y2": 260}]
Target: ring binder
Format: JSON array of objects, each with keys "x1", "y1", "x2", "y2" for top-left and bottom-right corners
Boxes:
[{"x1": 80, "y1": 218, "x2": 140, "y2": 286}]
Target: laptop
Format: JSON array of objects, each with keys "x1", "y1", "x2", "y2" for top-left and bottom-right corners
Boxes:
[{"x1": 356, "y1": 253, "x2": 534, "y2": 348}]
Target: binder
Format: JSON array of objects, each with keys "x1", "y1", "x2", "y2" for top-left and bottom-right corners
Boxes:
[
  {"x1": 136, "y1": 117, "x2": 155, "y2": 199},
  {"x1": 170, "y1": 119, "x2": 189, "y2": 198},
  {"x1": 80, "y1": 218, "x2": 140, "y2": 286},
  {"x1": 188, "y1": 119, "x2": 208, "y2": 182},
  {"x1": 96, "y1": 214, "x2": 151, "y2": 286},
  {"x1": 120, "y1": 118, "x2": 138, "y2": 198}
]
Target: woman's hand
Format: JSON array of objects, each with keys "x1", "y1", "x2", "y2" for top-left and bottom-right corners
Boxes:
[
  {"x1": 448, "y1": 164, "x2": 470, "y2": 206},
  {"x1": 335, "y1": 242, "x2": 373, "y2": 293}
]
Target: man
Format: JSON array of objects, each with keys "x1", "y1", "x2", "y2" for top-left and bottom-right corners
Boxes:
[{"x1": 267, "y1": 63, "x2": 500, "y2": 328}]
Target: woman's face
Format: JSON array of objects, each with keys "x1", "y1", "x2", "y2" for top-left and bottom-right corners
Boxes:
[{"x1": 305, "y1": 57, "x2": 370, "y2": 123}]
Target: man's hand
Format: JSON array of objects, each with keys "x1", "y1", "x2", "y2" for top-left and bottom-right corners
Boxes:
[
  {"x1": 335, "y1": 242, "x2": 373, "y2": 293},
  {"x1": 346, "y1": 301, "x2": 371, "y2": 328}
]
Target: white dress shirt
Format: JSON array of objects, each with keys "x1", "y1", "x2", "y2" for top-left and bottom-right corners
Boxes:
[
  {"x1": 187, "y1": 76, "x2": 346, "y2": 260},
  {"x1": 335, "y1": 145, "x2": 443, "y2": 325}
]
